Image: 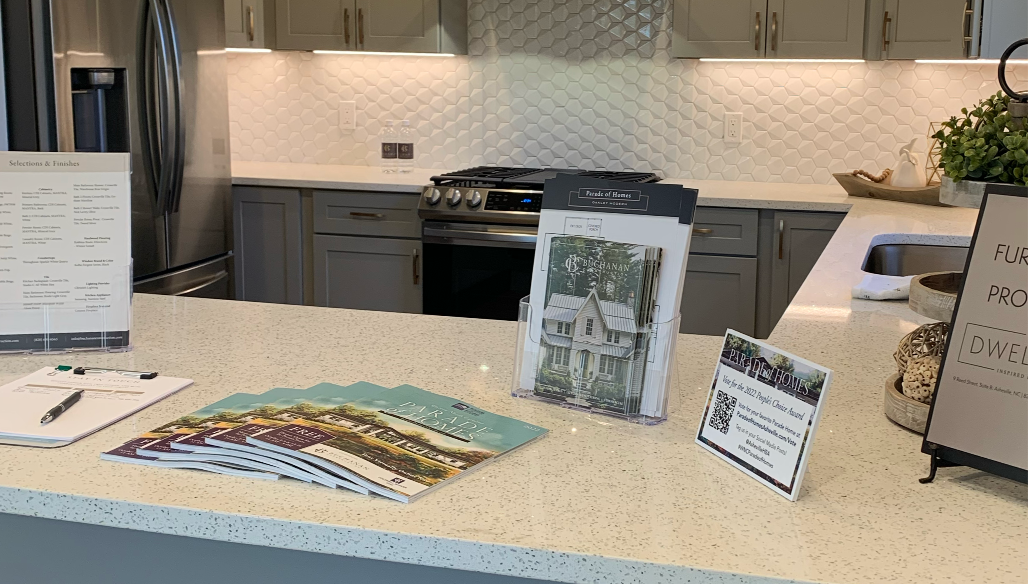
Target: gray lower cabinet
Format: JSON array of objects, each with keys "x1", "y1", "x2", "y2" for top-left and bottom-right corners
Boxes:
[
  {"x1": 769, "y1": 211, "x2": 846, "y2": 327},
  {"x1": 233, "y1": 186, "x2": 304, "y2": 305},
  {"x1": 880, "y1": 0, "x2": 970, "y2": 59},
  {"x1": 314, "y1": 234, "x2": 422, "y2": 313},
  {"x1": 681, "y1": 255, "x2": 758, "y2": 336},
  {"x1": 765, "y1": 0, "x2": 866, "y2": 58}
]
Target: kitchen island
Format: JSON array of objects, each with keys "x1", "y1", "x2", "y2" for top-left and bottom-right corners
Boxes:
[{"x1": 0, "y1": 194, "x2": 1024, "y2": 584}]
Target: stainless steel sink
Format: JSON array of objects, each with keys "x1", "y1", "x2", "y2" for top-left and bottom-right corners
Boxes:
[{"x1": 862, "y1": 244, "x2": 969, "y2": 276}]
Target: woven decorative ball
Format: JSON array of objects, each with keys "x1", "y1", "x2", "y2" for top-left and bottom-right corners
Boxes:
[
  {"x1": 902, "y1": 356, "x2": 941, "y2": 404},
  {"x1": 894, "y1": 322, "x2": 949, "y2": 376}
]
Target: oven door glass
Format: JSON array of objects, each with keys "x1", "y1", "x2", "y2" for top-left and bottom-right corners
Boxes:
[{"x1": 422, "y1": 222, "x2": 537, "y2": 321}]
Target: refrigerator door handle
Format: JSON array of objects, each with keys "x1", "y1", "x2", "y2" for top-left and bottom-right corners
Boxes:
[
  {"x1": 159, "y1": 0, "x2": 185, "y2": 214},
  {"x1": 138, "y1": 0, "x2": 174, "y2": 218},
  {"x1": 136, "y1": 1, "x2": 162, "y2": 216}
]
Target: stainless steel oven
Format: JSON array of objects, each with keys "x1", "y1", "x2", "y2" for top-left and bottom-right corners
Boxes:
[
  {"x1": 418, "y1": 167, "x2": 661, "y2": 321},
  {"x1": 421, "y1": 222, "x2": 537, "y2": 320}
]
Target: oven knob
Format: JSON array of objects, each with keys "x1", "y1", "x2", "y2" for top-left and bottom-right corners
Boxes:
[
  {"x1": 467, "y1": 190, "x2": 483, "y2": 208},
  {"x1": 446, "y1": 188, "x2": 463, "y2": 207},
  {"x1": 424, "y1": 188, "x2": 442, "y2": 206}
]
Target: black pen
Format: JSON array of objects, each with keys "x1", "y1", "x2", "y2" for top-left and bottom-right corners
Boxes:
[{"x1": 40, "y1": 390, "x2": 84, "y2": 425}]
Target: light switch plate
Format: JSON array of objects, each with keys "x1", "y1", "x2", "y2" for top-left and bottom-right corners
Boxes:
[
  {"x1": 724, "y1": 112, "x2": 742, "y2": 144},
  {"x1": 340, "y1": 101, "x2": 357, "y2": 131}
]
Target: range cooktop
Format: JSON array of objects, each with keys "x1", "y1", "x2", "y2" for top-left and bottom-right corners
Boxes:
[{"x1": 420, "y1": 166, "x2": 663, "y2": 225}]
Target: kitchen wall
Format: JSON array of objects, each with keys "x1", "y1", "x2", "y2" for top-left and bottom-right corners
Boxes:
[{"x1": 227, "y1": 0, "x2": 1028, "y2": 183}]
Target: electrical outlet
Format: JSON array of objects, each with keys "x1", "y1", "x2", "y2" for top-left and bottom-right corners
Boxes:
[
  {"x1": 340, "y1": 101, "x2": 357, "y2": 131},
  {"x1": 724, "y1": 112, "x2": 742, "y2": 144}
]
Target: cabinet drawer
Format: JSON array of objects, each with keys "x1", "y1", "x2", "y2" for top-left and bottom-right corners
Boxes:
[
  {"x1": 313, "y1": 190, "x2": 420, "y2": 238},
  {"x1": 690, "y1": 207, "x2": 759, "y2": 256}
]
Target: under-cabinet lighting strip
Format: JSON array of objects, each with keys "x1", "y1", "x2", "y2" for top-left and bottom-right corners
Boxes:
[
  {"x1": 313, "y1": 50, "x2": 456, "y2": 57},
  {"x1": 225, "y1": 48, "x2": 455, "y2": 57},
  {"x1": 915, "y1": 59, "x2": 1028, "y2": 64},
  {"x1": 699, "y1": 58, "x2": 865, "y2": 63}
]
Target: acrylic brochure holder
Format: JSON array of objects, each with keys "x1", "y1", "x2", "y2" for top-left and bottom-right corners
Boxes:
[
  {"x1": 0, "y1": 263, "x2": 133, "y2": 355},
  {"x1": 511, "y1": 296, "x2": 681, "y2": 425}
]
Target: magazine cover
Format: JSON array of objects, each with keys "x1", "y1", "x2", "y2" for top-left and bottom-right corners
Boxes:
[
  {"x1": 248, "y1": 384, "x2": 549, "y2": 503},
  {"x1": 101, "y1": 383, "x2": 389, "y2": 493},
  {"x1": 533, "y1": 235, "x2": 661, "y2": 415},
  {"x1": 695, "y1": 330, "x2": 833, "y2": 501}
]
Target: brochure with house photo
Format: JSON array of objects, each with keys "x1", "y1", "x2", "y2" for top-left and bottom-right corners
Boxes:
[
  {"x1": 695, "y1": 330, "x2": 833, "y2": 501},
  {"x1": 247, "y1": 384, "x2": 549, "y2": 503},
  {"x1": 521, "y1": 175, "x2": 698, "y2": 420},
  {"x1": 534, "y1": 235, "x2": 662, "y2": 415}
]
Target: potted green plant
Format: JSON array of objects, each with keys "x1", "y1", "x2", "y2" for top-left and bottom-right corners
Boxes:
[{"x1": 935, "y1": 91, "x2": 1028, "y2": 206}]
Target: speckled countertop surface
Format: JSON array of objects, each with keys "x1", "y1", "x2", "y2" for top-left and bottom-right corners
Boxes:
[
  {"x1": 231, "y1": 161, "x2": 854, "y2": 211},
  {"x1": 0, "y1": 197, "x2": 1024, "y2": 584}
]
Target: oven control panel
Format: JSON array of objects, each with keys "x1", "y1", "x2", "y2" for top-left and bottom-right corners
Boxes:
[
  {"x1": 419, "y1": 187, "x2": 542, "y2": 225},
  {"x1": 483, "y1": 191, "x2": 542, "y2": 213}
]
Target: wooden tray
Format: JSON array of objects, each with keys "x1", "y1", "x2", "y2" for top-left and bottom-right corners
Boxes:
[
  {"x1": 833, "y1": 173, "x2": 946, "y2": 206},
  {"x1": 909, "y1": 271, "x2": 962, "y2": 322},
  {"x1": 884, "y1": 373, "x2": 930, "y2": 434}
]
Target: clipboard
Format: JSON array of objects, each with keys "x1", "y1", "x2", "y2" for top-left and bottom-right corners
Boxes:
[{"x1": 0, "y1": 367, "x2": 193, "y2": 448}]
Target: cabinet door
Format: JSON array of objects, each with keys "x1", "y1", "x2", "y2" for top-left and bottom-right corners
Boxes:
[
  {"x1": 354, "y1": 0, "x2": 440, "y2": 53},
  {"x1": 680, "y1": 255, "x2": 758, "y2": 337},
  {"x1": 980, "y1": 0, "x2": 1028, "y2": 59},
  {"x1": 225, "y1": 0, "x2": 266, "y2": 48},
  {"x1": 766, "y1": 0, "x2": 866, "y2": 58},
  {"x1": 672, "y1": 0, "x2": 767, "y2": 58},
  {"x1": 769, "y1": 212, "x2": 844, "y2": 327},
  {"x1": 882, "y1": 0, "x2": 969, "y2": 59},
  {"x1": 233, "y1": 186, "x2": 304, "y2": 305},
  {"x1": 314, "y1": 235, "x2": 422, "y2": 313},
  {"x1": 276, "y1": 0, "x2": 354, "y2": 51}
]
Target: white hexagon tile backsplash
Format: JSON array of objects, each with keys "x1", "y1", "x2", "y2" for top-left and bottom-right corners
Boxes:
[{"x1": 226, "y1": 0, "x2": 1028, "y2": 183}]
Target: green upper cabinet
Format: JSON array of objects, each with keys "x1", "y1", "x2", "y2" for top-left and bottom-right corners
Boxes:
[
  {"x1": 274, "y1": 0, "x2": 466, "y2": 54},
  {"x1": 875, "y1": 0, "x2": 971, "y2": 59},
  {"x1": 672, "y1": 0, "x2": 866, "y2": 58},
  {"x1": 765, "y1": 0, "x2": 866, "y2": 58},
  {"x1": 672, "y1": 0, "x2": 767, "y2": 58},
  {"x1": 224, "y1": 0, "x2": 275, "y2": 49}
]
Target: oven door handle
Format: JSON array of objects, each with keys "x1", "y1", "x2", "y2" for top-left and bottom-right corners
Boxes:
[{"x1": 423, "y1": 225, "x2": 537, "y2": 248}]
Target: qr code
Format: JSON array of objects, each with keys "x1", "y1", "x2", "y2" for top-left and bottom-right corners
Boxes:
[{"x1": 709, "y1": 390, "x2": 738, "y2": 435}]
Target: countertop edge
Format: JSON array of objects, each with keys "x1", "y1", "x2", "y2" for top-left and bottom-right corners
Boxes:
[
  {"x1": 0, "y1": 486, "x2": 802, "y2": 584},
  {"x1": 230, "y1": 177, "x2": 855, "y2": 212}
]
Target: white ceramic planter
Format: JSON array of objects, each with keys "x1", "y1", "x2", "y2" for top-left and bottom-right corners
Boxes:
[{"x1": 939, "y1": 175, "x2": 987, "y2": 208}]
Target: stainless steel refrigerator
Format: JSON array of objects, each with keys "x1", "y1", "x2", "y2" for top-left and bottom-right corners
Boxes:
[{"x1": 10, "y1": 0, "x2": 233, "y2": 297}]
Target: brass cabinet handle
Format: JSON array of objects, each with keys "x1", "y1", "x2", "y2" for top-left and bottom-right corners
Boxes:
[
  {"x1": 771, "y1": 11, "x2": 778, "y2": 52},
  {"x1": 694, "y1": 228, "x2": 714, "y2": 235},
  {"x1": 412, "y1": 249, "x2": 420, "y2": 285},
  {"x1": 962, "y1": 0, "x2": 974, "y2": 57},
  {"x1": 344, "y1": 8, "x2": 350, "y2": 46},
  {"x1": 882, "y1": 11, "x2": 891, "y2": 52},
  {"x1": 778, "y1": 219, "x2": 785, "y2": 260},
  {"x1": 246, "y1": 6, "x2": 255, "y2": 42},
  {"x1": 754, "y1": 11, "x2": 761, "y2": 51},
  {"x1": 349, "y1": 211, "x2": 384, "y2": 219},
  {"x1": 358, "y1": 8, "x2": 365, "y2": 48}
]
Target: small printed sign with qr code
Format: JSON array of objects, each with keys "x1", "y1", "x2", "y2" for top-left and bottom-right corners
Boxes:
[{"x1": 695, "y1": 329, "x2": 832, "y2": 501}]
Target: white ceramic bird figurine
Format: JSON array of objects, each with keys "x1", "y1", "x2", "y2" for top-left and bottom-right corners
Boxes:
[{"x1": 890, "y1": 138, "x2": 928, "y2": 188}]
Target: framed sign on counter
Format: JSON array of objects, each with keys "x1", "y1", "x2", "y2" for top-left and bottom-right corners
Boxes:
[
  {"x1": 0, "y1": 152, "x2": 132, "y2": 353},
  {"x1": 921, "y1": 183, "x2": 1028, "y2": 484}
]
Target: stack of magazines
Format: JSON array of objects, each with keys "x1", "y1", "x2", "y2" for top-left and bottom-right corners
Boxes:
[{"x1": 102, "y1": 382, "x2": 548, "y2": 503}]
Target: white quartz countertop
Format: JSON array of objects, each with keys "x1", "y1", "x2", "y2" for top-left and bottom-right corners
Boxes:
[
  {"x1": 231, "y1": 161, "x2": 854, "y2": 211},
  {"x1": 1, "y1": 197, "x2": 1024, "y2": 584}
]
